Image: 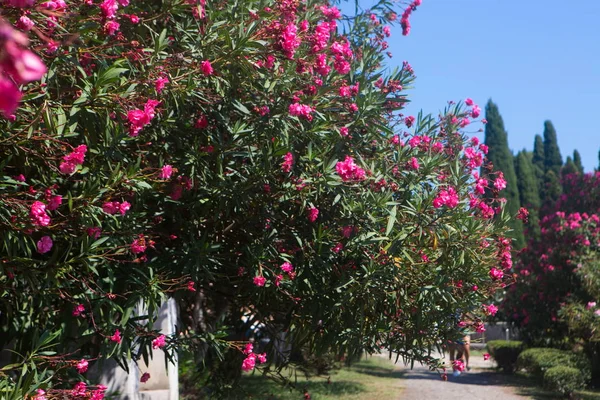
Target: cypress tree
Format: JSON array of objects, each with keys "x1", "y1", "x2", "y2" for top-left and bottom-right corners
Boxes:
[
  {"x1": 573, "y1": 150, "x2": 584, "y2": 173},
  {"x1": 532, "y1": 134, "x2": 545, "y2": 193},
  {"x1": 562, "y1": 156, "x2": 577, "y2": 177},
  {"x1": 514, "y1": 150, "x2": 541, "y2": 241},
  {"x1": 541, "y1": 170, "x2": 562, "y2": 216},
  {"x1": 543, "y1": 120, "x2": 563, "y2": 175},
  {"x1": 483, "y1": 100, "x2": 524, "y2": 248}
]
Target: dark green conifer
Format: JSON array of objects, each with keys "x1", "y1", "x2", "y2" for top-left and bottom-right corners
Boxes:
[
  {"x1": 514, "y1": 150, "x2": 541, "y2": 240},
  {"x1": 573, "y1": 150, "x2": 584, "y2": 173},
  {"x1": 543, "y1": 121, "x2": 563, "y2": 175}
]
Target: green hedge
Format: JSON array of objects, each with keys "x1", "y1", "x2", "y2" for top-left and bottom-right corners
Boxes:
[
  {"x1": 517, "y1": 348, "x2": 591, "y2": 382},
  {"x1": 486, "y1": 340, "x2": 524, "y2": 373},
  {"x1": 543, "y1": 366, "x2": 586, "y2": 397}
]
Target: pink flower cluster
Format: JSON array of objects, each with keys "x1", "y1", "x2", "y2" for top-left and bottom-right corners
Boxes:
[
  {"x1": 127, "y1": 99, "x2": 160, "y2": 136},
  {"x1": 464, "y1": 98, "x2": 481, "y2": 118},
  {"x1": 59, "y1": 145, "x2": 88, "y2": 175},
  {"x1": 152, "y1": 334, "x2": 166, "y2": 349},
  {"x1": 400, "y1": 0, "x2": 422, "y2": 36},
  {"x1": 432, "y1": 187, "x2": 459, "y2": 208},
  {"x1": 37, "y1": 236, "x2": 53, "y2": 254},
  {"x1": 483, "y1": 304, "x2": 499, "y2": 316},
  {"x1": 0, "y1": 21, "x2": 47, "y2": 117},
  {"x1": 281, "y1": 152, "x2": 293, "y2": 173},
  {"x1": 102, "y1": 200, "x2": 131, "y2": 215},
  {"x1": 241, "y1": 343, "x2": 267, "y2": 372},
  {"x1": 494, "y1": 172, "x2": 507, "y2": 191},
  {"x1": 336, "y1": 156, "x2": 366, "y2": 182},
  {"x1": 289, "y1": 103, "x2": 314, "y2": 121},
  {"x1": 307, "y1": 207, "x2": 319, "y2": 222},
  {"x1": 30, "y1": 201, "x2": 51, "y2": 226}
]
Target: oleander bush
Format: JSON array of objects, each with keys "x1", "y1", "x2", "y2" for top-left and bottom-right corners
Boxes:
[{"x1": 0, "y1": 0, "x2": 515, "y2": 397}]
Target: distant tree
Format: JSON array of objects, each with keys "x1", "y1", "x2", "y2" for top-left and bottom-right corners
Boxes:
[
  {"x1": 514, "y1": 150, "x2": 541, "y2": 241},
  {"x1": 541, "y1": 170, "x2": 562, "y2": 215},
  {"x1": 562, "y1": 156, "x2": 578, "y2": 177},
  {"x1": 483, "y1": 100, "x2": 524, "y2": 248},
  {"x1": 573, "y1": 150, "x2": 584, "y2": 173},
  {"x1": 543, "y1": 121, "x2": 563, "y2": 175},
  {"x1": 532, "y1": 134, "x2": 545, "y2": 195}
]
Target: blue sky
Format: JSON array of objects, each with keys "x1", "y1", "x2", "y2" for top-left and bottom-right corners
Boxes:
[{"x1": 371, "y1": 0, "x2": 600, "y2": 171}]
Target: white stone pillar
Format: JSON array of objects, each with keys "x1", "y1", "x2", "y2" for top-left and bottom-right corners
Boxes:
[{"x1": 94, "y1": 298, "x2": 179, "y2": 400}]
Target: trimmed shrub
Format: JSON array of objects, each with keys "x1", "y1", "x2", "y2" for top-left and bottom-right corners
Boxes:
[
  {"x1": 517, "y1": 348, "x2": 591, "y2": 382},
  {"x1": 487, "y1": 340, "x2": 524, "y2": 373},
  {"x1": 543, "y1": 366, "x2": 586, "y2": 397}
]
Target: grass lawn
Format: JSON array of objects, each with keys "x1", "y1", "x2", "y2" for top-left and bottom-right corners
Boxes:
[
  {"x1": 180, "y1": 355, "x2": 405, "y2": 399},
  {"x1": 238, "y1": 356, "x2": 404, "y2": 400}
]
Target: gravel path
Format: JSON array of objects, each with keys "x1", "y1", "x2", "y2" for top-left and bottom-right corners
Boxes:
[{"x1": 386, "y1": 352, "x2": 530, "y2": 400}]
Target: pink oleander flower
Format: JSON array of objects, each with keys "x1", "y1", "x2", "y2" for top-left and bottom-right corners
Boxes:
[
  {"x1": 160, "y1": 165, "x2": 173, "y2": 179},
  {"x1": 36, "y1": 236, "x2": 53, "y2": 254},
  {"x1": 47, "y1": 195, "x2": 62, "y2": 211},
  {"x1": 140, "y1": 372, "x2": 150, "y2": 383},
  {"x1": 281, "y1": 152, "x2": 293, "y2": 173},
  {"x1": 30, "y1": 201, "x2": 51, "y2": 226},
  {"x1": 241, "y1": 353, "x2": 256, "y2": 371},
  {"x1": 73, "y1": 304, "x2": 86, "y2": 317},
  {"x1": 152, "y1": 334, "x2": 166, "y2": 349},
  {"x1": 72, "y1": 382, "x2": 87, "y2": 397},
  {"x1": 587, "y1": 302, "x2": 596, "y2": 310},
  {"x1": 484, "y1": 304, "x2": 499, "y2": 316},
  {"x1": 154, "y1": 76, "x2": 169, "y2": 93},
  {"x1": 35, "y1": 389, "x2": 47, "y2": 400},
  {"x1": 275, "y1": 274, "x2": 283, "y2": 286},
  {"x1": 100, "y1": 0, "x2": 118, "y2": 19},
  {"x1": 452, "y1": 359, "x2": 465, "y2": 372},
  {"x1": 465, "y1": 98, "x2": 474, "y2": 106},
  {"x1": 340, "y1": 126, "x2": 349, "y2": 137},
  {"x1": 408, "y1": 157, "x2": 419, "y2": 170},
  {"x1": 432, "y1": 187, "x2": 459, "y2": 208},
  {"x1": 119, "y1": 201, "x2": 131, "y2": 215},
  {"x1": 16, "y1": 15, "x2": 34, "y2": 31},
  {"x1": 342, "y1": 226, "x2": 355, "y2": 239},
  {"x1": 404, "y1": 115, "x2": 415, "y2": 128},
  {"x1": 336, "y1": 156, "x2": 366, "y2": 182},
  {"x1": 517, "y1": 207, "x2": 529, "y2": 222},
  {"x1": 494, "y1": 172, "x2": 507, "y2": 190},
  {"x1": 308, "y1": 207, "x2": 319, "y2": 222},
  {"x1": 1, "y1": 41, "x2": 47, "y2": 84},
  {"x1": 109, "y1": 329, "x2": 122, "y2": 344},
  {"x1": 0, "y1": 77, "x2": 22, "y2": 117},
  {"x1": 103, "y1": 20, "x2": 120, "y2": 35},
  {"x1": 243, "y1": 343, "x2": 253, "y2": 355},
  {"x1": 253, "y1": 276, "x2": 266, "y2": 287},
  {"x1": 76, "y1": 359, "x2": 89, "y2": 374},
  {"x1": 471, "y1": 105, "x2": 481, "y2": 118},
  {"x1": 102, "y1": 201, "x2": 118, "y2": 214},
  {"x1": 127, "y1": 99, "x2": 159, "y2": 136},
  {"x1": 200, "y1": 60, "x2": 213, "y2": 76},
  {"x1": 130, "y1": 236, "x2": 147, "y2": 254},
  {"x1": 280, "y1": 262, "x2": 293, "y2": 274},
  {"x1": 483, "y1": 353, "x2": 491, "y2": 361},
  {"x1": 288, "y1": 103, "x2": 314, "y2": 120},
  {"x1": 332, "y1": 242, "x2": 343, "y2": 253},
  {"x1": 187, "y1": 281, "x2": 196, "y2": 292},
  {"x1": 489, "y1": 267, "x2": 504, "y2": 281},
  {"x1": 257, "y1": 353, "x2": 267, "y2": 364}
]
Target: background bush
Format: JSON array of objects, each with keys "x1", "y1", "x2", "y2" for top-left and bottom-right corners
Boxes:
[
  {"x1": 487, "y1": 340, "x2": 524, "y2": 373},
  {"x1": 543, "y1": 366, "x2": 586, "y2": 397},
  {"x1": 517, "y1": 348, "x2": 591, "y2": 383}
]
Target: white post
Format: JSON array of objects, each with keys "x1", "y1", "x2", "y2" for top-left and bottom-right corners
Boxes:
[{"x1": 91, "y1": 298, "x2": 179, "y2": 400}]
